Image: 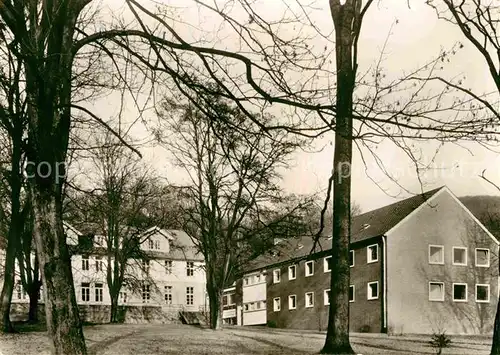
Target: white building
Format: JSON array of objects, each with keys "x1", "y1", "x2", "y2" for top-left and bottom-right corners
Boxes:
[{"x1": 6, "y1": 223, "x2": 207, "y2": 322}]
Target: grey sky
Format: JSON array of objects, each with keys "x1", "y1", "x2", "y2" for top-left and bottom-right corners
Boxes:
[{"x1": 93, "y1": 0, "x2": 500, "y2": 213}]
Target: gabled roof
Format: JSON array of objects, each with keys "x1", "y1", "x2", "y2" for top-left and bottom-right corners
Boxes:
[
  {"x1": 244, "y1": 186, "x2": 445, "y2": 273},
  {"x1": 349, "y1": 186, "x2": 444, "y2": 244}
]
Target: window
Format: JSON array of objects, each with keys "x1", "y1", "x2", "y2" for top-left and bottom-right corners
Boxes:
[
  {"x1": 305, "y1": 261, "x2": 314, "y2": 277},
  {"x1": 81, "y1": 282, "x2": 90, "y2": 302},
  {"x1": 223, "y1": 293, "x2": 234, "y2": 306},
  {"x1": 305, "y1": 292, "x2": 314, "y2": 308},
  {"x1": 288, "y1": 295, "x2": 297, "y2": 310},
  {"x1": 255, "y1": 274, "x2": 260, "y2": 283},
  {"x1": 187, "y1": 262, "x2": 194, "y2": 276},
  {"x1": 142, "y1": 284, "x2": 151, "y2": 303},
  {"x1": 429, "y1": 245, "x2": 444, "y2": 264},
  {"x1": 119, "y1": 291, "x2": 127, "y2": 304},
  {"x1": 95, "y1": 256, "x2": 103, "y2": 272},
  {"x1": 453, "y1": 247, "x2": 467, "y2": 266},
  {"x1": 15, "y1": 280, "x2": 26, "y2": 300},
  {"x1": 244, "y1": 304, "x2": 249, "y2": 311},
  {"x1": 325, "y1": 289, "x2": 331, "y2": 305},
  {"x1": 154, "y1": 240, "x2": 160, "y2": 250},
  {"x1": 273, "y1": 269, "x2": 281, "y2": 283},
  {"x1": 165, "y1": 260, "x2": 173, "y2": 274},
  {"x1": 256, "y1": 301, "x2": 261, "y2": 309},
  {"x1": 367, "y1": 281, "x2": 379, "y2": 300},
  {"x1": 244, "y1": 277, "x2": 249, "y2": 285},
  {"x1": 165, "y1": 286, "x2": 173, "y2": 304},
  {"x1": 148, "y1": 238, "x2": 154, "y2": 249},
  {"x1": 349, "y1": 250, "x2": 355, "y2": 267},
  {"x1": 429, "y1": 282, "x2": 445, "y2": 301},
  {"x1": 288, "y1": 265, "x2": 296, "y2": 280},
  {"x1": 261, "y1": 301, "x2": 266, "y2": 309},
  {"x1": 96, "y1": 235, "x2": 105, "y2": 246},
  {"x1": 475, "y1": 248, "x2": 490, "y2": 267},
  {"x1": 349, "y1": 285, "x2": 355, "y2": 303},
  {"x1": 186, "y1": 287, "x2": 194, "y2": 305},
  {"x1": 367, "y1": 244, "x2": 378, "y2": 263},
  {"x1": 142, "y1": 260, "x2": 150, "y2": 274},
  {"x1": 324, "y1": 256, "x2": 332, "y2": 272},
  {"x1": 476, "y1": 284, "x2": 490, "y2": 303},
  {"x1": 94, "y1": 283, "x2": 103, "y2": 302},
  {"x1": 82, "y1": 256, "x2": 89, "y2": 271},
  {"x1": 273, "y1": 297, "x2": 281, "y2": 311},
  {"x1": 453, "y1": 283, "x2": 468, "y2": 302}
]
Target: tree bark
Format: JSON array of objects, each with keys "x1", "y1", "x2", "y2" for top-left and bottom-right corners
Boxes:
[
  {"x1": 321, "y1": 1, "x2": 359, "y2": 354},
  {"x1": 0, "y1": 127, "x2": 23, "y2": 334},
  {"x1": 0, "y1": 247, "x2": 16, "y2": 333},
  {"x1": 206, "y1": 272, "x2": 223, "y2": 330},
  {"x1": 109, "y1": 289, "x2": 120, "y2": 323},
  {"x1": 27, "y1": 282, "x2": 41, "y2": 324},
  {"x1": 31, "y1": 186, "x2": 87, "y2": 354},
  {"x1": 491, "y1": 274, "x2": 500, "y2": 354}
]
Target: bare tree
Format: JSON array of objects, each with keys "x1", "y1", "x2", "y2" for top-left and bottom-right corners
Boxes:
[
  {"x1": 67, "y1": 132, "x2": 165, "y2": 323},
  {"x1": 158, "y1": 93, "x2": 302, "y2": 329},
  {"x1": 0, "y1": 29, "x2": 28, "y2": 333}
]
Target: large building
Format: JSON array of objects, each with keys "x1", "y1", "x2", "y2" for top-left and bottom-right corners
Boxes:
[
  {"x1": 225, "y1": 186, "x2": 500, "y2": 335},
  {"x1": 5, "y1": 224, "x2": 207, "y2": 323}
]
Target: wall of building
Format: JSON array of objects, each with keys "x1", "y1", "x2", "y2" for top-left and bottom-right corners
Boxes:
[
  {"x1": 242, "y1": 271, "x2": 267, "y2": 325},
  {"x1": 3, "y1": 225, "x2": 208, "y2": 325},
  {"x1": 266, "y1": 256, "x2": 330, "y2": 330},
  {"x1": 386, "y1": 189, "x2": 499, "y2": 335},
  {"x1": 263, "y1": 243, "x2": 383, "y2": 333},
  {"x1": 350, "y1": 238, "x2": 384, "y2": 333}
]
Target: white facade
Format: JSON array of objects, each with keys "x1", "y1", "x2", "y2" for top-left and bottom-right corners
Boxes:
[
  {"x1": 7, "y1": 224, "x2": 208, "y2": 316},
  {"x1": 242, "y1": 270, "x2": 267, "y2": 325}
]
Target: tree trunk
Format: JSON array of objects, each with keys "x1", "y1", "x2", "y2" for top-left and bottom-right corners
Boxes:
[
  {"x1": 27, "y1": 282, "x2": 41, "y2": 324},
  {"x1": 207, "y1": 276, "x2": 223, "y2": 330},
  {"x1": 0, "y1": 128, "x2": 23, "y2": 334},
  {"x1": 321, "y1": 1, "x2": 359, "y2": 354},
  {"x1": 491, "y1": 284, "x2": 500, "y2": 354},
  {"x1": 0, "y1": 247, "x2": 16, "y2": 333},
  {"x1": 31, "y1": 187, "x2": 87, "y2": 355},
  {"x1": 109, "y1": 290, "x2": 120, "y2": 323}
]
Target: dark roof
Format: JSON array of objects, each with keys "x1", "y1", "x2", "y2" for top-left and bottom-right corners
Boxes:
[
  {"x1": 245, "y1": 186, "x2": 445, "y2": 273},
  {"x1": 349, "y1": 186, "x2": 444, "y2": 243}
]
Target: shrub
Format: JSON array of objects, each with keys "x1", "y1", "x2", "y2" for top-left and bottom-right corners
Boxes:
[
  {"x1": 267, "y1": 320, "x2": 277, "y2": 328},
  {"x1": 429, "y1": 331, "x2": 452, "y2": 355},
  {"x1": 359, "y1": 324, "x2": 371, "y2": 333}
]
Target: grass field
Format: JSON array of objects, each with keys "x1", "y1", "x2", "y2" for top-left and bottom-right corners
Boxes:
[{"x1": 0, "y1": 323, "x2": 493, "y2": 354}]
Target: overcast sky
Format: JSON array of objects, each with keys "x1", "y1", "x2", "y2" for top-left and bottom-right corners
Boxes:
[{"x1": 94, "y1": 0, "x2": 500, "y2": 213}]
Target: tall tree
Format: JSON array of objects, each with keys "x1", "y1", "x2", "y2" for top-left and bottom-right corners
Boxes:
[
  {"x1": 158, "y1": 94, "x2": 302, "y2": 329},
  {"x1": 0, "y1": 27, "x2": 28, "y2": 333},
  {"x1": 67, "y1": 132, "x2": 164, "y2": 323}
]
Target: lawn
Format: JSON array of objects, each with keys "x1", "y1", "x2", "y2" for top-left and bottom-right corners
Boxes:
[{"x1": 0, "y1": 323, "x2": 493, "y2": 354}]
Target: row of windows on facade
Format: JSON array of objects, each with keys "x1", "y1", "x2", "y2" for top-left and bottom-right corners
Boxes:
[
  {"x1": 81, "y1": 257, "x2": 196, "y2": 277},
  {"x1": 429, "y1": 282, "x2": 491, "y2": 303},
  {"x1": 244, "y1": 300, "x2": 266, "y2": 312},
  {"x1": 80, "y1": 282, "x2": 195, "y2": 306},
  {"x1": 272, "y1": 281, "x2": 380, "y2": 312},
  {"x1": 83, "y1": 236, "x2": 162, "y2": 250},
  {"x1": 271, "y1": 245, "x2": 380, "y2": 283},
  {"x1": 428, "y1": 245, "x2": 490, "y2": 267}
]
